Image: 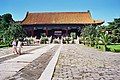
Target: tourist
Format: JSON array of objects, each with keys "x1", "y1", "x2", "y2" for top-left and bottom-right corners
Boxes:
[
  {"x1": 12, "y1": 39, "x2": 18, "y2": 54},
  {"x1": 17, "y1": 39, "x2": 22, "y2": 55}
]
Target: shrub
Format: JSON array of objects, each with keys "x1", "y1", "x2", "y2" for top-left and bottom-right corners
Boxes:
[
  {"x1": 70, "y1": 32, "x2": 76, "y2": 39},
  {"x1": 62, "y1": 39, "x2": 66, "y2": 44},
  {"x1": 53, "y1": 39, "x2": 59, "y2": 44},
  {"x1": 41, "y1": 33, "x2": 46, "y2": 37},
  {"x1": 65, "y1": 37, "x2": 71, "y2": 44},
  {"x1": 70, "y1": 32, "x2": 76, "y2": 44},
  {"x1": 40, "y1": 37, "x2": 48, "y2": 44},
  {"x1": 71, "y1": 38, "x2": 75, "y2": 44}
]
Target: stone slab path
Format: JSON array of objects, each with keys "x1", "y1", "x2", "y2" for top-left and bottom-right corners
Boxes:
[
  {"x1": 38, "y1": 44, "x2": 62, "y2": 80},
  {"x1": 0, "y1": 45, "x2": 46, "y2": 63},
  {"x1": 0, "y1": 44, "x2": 56, "y2": 80},
  {"x1": 0, "y1": 44, "x2": 46, "y2": 58},
  {"x1": 52, "y1": 44, "x2": 120, "y2": 80},
  {"x1": 6, "y1": 45, "x2": 60, "y2": 80}
]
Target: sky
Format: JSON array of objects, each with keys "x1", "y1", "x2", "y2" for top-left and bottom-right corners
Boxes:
[{"x1": 0, "y1": 0, "x2": 120, "y2": 25}]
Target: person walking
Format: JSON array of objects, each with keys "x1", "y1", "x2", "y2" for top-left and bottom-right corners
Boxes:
[
  {"x1": 12, "y1": 39, "x2": 18, "y2": 54},
  {"x1": 17, "y1": 39, "x2": 22, "y2": 55}
]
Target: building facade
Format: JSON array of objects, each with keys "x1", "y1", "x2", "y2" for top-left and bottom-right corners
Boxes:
[{"x1": 21, "y1": 11, "x2": 104, "y2": 39}]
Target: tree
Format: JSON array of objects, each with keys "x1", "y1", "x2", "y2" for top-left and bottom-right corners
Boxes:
[
  {"x1": 0, "y1": 13, "x2": 26, "y2": 46},
  {"x1": 1, "y1": 14, "x2": 13, "y2": 30},
  {"x1": 2, "y1": 13, "x2": 13, "y2": 23},
  {"x1": 108, "y1": 18, "x2": 120, "y2": 43},
  {"x1": 81, "y1": 26, "x2": 87, "y2": 45},
  {"x1": 3, "y1": 23, "x2": 26, "y2": 44},
  {"x1": 81, "y1": 25, "x2": 97, "y2": 46}
]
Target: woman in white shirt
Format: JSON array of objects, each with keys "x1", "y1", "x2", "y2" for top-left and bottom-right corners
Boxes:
[
  {"x1": 12, "y1": 39, "x2": 18, "y2": 54},
  {"x1": 17, "y1": 39, "x2": 22, "y2": 55}
]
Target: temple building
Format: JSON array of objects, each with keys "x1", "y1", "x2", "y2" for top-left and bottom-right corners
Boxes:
[{"x1": 21, "y1": 11, "x2": 104, "y2": 38}]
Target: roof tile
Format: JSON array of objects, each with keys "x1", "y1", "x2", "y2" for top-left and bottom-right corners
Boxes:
[{"x1": 22, "y1": 12, "x2": 104, "y2": 25}]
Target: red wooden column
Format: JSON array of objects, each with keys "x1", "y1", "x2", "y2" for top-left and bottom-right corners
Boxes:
[
  {"x1": 31, "y1": 30, "x2": 34, "y2": 37},
  {"x1": 66, "y1": 28, "x2": 68, "y2": 36},
  {"x1": 45, "y1": 27, "x2": 48, "y2": 36}
]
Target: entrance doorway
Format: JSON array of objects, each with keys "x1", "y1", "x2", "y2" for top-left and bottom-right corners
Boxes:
[{"x1": 34, "y1": 29, "x2": 44, "y2": 39}]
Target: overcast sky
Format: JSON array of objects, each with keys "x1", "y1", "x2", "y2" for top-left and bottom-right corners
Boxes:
[{"x1": 0, "y1": 0, "x2": 120, "y2": 25}]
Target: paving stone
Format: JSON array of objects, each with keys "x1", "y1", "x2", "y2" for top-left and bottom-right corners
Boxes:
[
  {"x1": 52, "y1": 44, "x2": 120, "y2": 80},
  {"x1": 0, "y1": 44, "x2": 56, "y2": 80}
]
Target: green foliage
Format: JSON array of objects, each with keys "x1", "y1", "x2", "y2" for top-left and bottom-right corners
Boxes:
[
  {"x1": 41, "y1": 33, "x2": 46, "y2": 37},
  {"x1": 2, "y1": 13, "x2": 13, "y2": 23},
  {"x1": 53, "y1": 39, "x2": 60, "y2": 44},
  {"x1": 81, "y1": 25, "x2": 111, "y2": 51},
  {"x1": 0, "y1": 13, "x2": 26, "y2": 46},
  {"x1": 0, "y1": 45, "x2": 8, "y2": 48},
  {"x1": 70, "y1": 32, "x2": 76, "y2": 44},
  {"x1": 81, "y1": 25, "x2": 97, "y2": 46},
  {"x1": 108, "y1": 18, "x2": 120, "y2": 43},
  {"x1": 1, "y1": 23, "x2": 26, "y2": 45},
  {"x1": 70, "y1": 32, "x2": 76, "y2": 39},
  {"x1": 0, "y1": 14, "x2": 13, "y2": 30},
  {"x1": 62, "y1": 39, "x2": 66, "y2": 44},
  {"x1": 40, "y1": 36, "x2": 48, "y2": 44},
  {"x1": 99, "y1": 33, "x2": 110, "y2": 51},
  {"x1": 98, "y1": 44, "x2": 120, "y2": 52},
  {"x1": 65, "y1": 37, "x2": 71, "y2": 44},
  {"x1": 94, "y1": 37, "x2": 99, "y2": 48},
  {"x1": 107, "y1": 45, "x2": 120, "y2": 52},
  {"x1": 100, "y1": 33, "x2": 110, "y2": 45},
  {"x1": 80, "y1": 18, "x2": 120, "y2": 52},
  {"x1": 40, "y1": 33, "x2": 48, "y2": 44}
]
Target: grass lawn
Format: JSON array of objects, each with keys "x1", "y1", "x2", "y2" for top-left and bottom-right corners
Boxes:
[
  {"x1": 98, "y1": 44, "x2": 120, "y2": 52},
  {"x1": 107, "y1": 45, "x2": 120, "y2": 52}
]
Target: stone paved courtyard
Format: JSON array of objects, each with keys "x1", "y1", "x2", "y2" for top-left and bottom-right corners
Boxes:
[
  {"x1": 52, "y1": 44, "x2": 120, "y2": 80},
  {"x1": 0, "y1": 45, "x2": 46, "y2": 57},
  {"x1": 0, "y1": 44, "x2": 120, "y2": 80},
  {"x1": 0, "y1": 44, "x2": 55, "y2": 80}
]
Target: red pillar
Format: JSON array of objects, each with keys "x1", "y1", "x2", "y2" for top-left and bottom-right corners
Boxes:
[
  {"x1": 45, "y1": 28, "x2": 48, "y2": 36},
  {"x1": 31, "y1": 30, "x2": 34, "y2": 37},
  {"x1": 66, "y1": 29, "x2": 68, "y2": 36}
]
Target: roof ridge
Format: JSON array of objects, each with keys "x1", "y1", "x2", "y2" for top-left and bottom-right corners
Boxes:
[{"x1": 28, "y1": 11, "x2": 89, "y2": 14}]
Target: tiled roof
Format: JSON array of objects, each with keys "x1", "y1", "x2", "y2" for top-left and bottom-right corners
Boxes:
[{"x1": 21, "y1": 11, "x2": 104, "y2": 25}]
